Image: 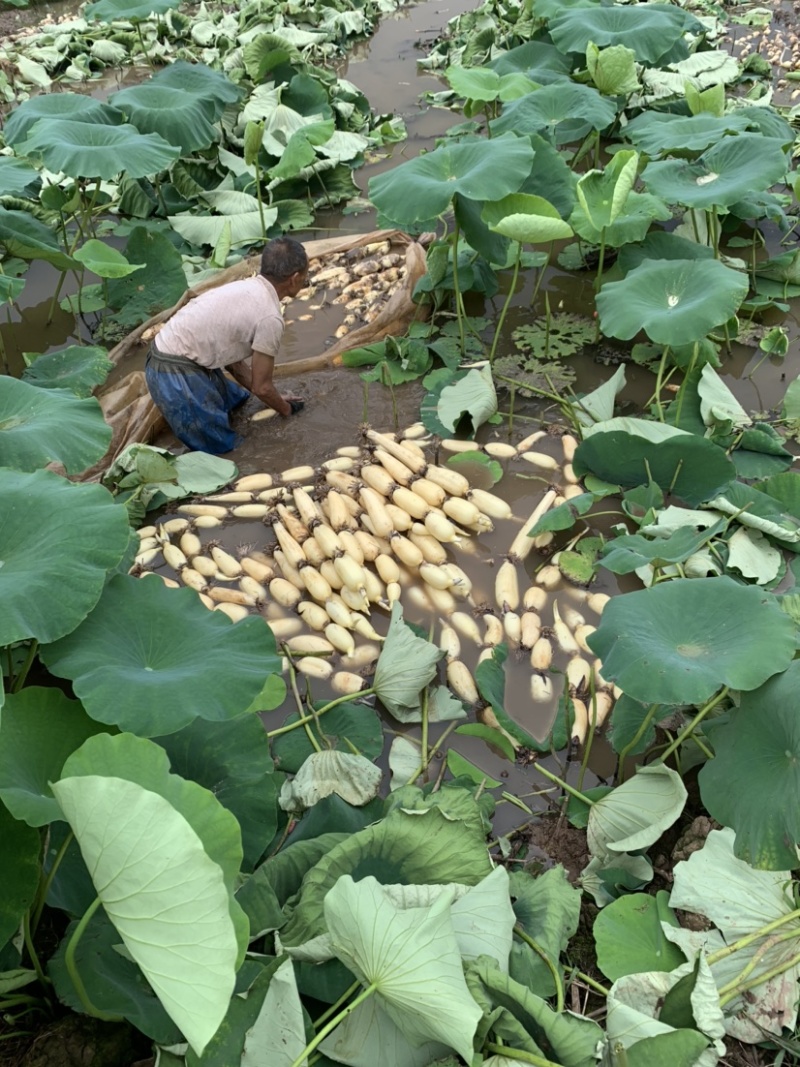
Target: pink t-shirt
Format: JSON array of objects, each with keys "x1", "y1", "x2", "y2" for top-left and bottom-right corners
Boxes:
[{"x1": 156, "y1": 275, "x2": 284, "y2": 369}]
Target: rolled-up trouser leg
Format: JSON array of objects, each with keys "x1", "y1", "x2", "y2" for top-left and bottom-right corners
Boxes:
[{"x1": 145, "y1": 344, "x2": 251, "y2": 454}]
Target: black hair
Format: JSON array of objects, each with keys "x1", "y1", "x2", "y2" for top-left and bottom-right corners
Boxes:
[{"x1": 260, "y1": 236, "x2": 308, "y2": 280}]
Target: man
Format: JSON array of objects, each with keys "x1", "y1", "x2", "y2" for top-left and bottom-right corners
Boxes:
[{"x1": 145, "y1": 235, "x2": 308, "y2": 454}]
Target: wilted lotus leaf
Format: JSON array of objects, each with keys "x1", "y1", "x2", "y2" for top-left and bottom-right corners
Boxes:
[{"x1": 587, "y1": 576, "x2": 795, "y2": 704}]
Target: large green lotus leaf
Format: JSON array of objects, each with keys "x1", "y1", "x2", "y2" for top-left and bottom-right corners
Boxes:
[
  {"x1": 105, "y1": 226, "x2": 187, "y2": 327},
  {"x1": 0, "y1": 157, "x2": 40, "y2": 198},
  {"x1": 0, "y1": 469, "x2": 130, "y2": 646},
  {"x1": 0, "y1": 800, "x2": 40, "y2": 951},
  {"x1": 152, "y1": 60, "x2": 242, "y2": 113},
  {"x1": 587, "y1": 765, "x2": 687, "y2": 860},
  {"x1": 699, "y1": 661, "x2": 800, "y2": 869},
  {"x1": 280, "y1": 807, "x2": 492, "y2": 945},
  {"x1": 272, "y1": 701, "x2": 384, "y2": 775},
  {"x1": 6, "y1": 93, "x2": 122, "y2": 148},
  {"x1": 368, "y1": 135, "x2": 534, "y2": 231},
  {"x1": 110, "y1": 84, "x2": 219, "y2": 154},
  {"x1": 22, "y1": 120, "x2": 180, "y2": 180},
  {"x1": 0, "y1": 376, "x2": 111, "y2": 473},
  {"x1": 279, "y1": 751, "x2": 382, "y2": 813},
  {"x1": 489, "y1": 39, "x2": 573, "y2": 84},
  {"x1": 168, "y1": 207, "x2": 278, "y2": 249},
  {"x1": 51, "y1": 766, "x2": 239, "y2": 1056},
  {"x1": 586, "y1": 577, "x2": 795, "y2": 705},
  {"x1": 600, "y1": 521, "x2": 725, "y2": 576},
  {"x1": 596, "y1": 258, "x2": 748, "y2": 345},
  {"x1": 573, "y1": 431, "x2": 734, "y2": 506},
  {"x1": 482, "y1": 192, "x2": 573, "y2": 243},
  {"x1": 593, "y1": 891, "x2": 684, "y2": 981},
  {"x1": 41, "y1": 575, "x2": 279, "y2": 736},
  {"x1": 576, "y1": 150, "x2": 639, "y2": 231},
  {"x1": 324, "y1": 876, "x2": 482, "y2": 1062},
  {"x1": 466, "y1": 957, "x2": 604, "y2": 1065},
  {"x1": 586, "y1": 42, "x2": 640, "y2": 95},
  {"x1": 446, "y1": 65, "x2": 504, "y2": 102},
  {"x1": 549, "y1": 4, "x2": 701, "y2": 63},
  {"x1": 490, "y1": 83, "x2": 616, "y2": 145},
  {"x1": 0, "y1": 207, "x2": 75, "y2": 270},
  {"x1": 509, "y1": 868, "x2": 581, "y2": 998},
  {"x1": 570, "y1": 190, "x2": 671, "y2": 248},
  {"x1": 669, "y1": 827, "x2": 800, "y2": 1039},
  {"x1": 21, "y1": 344, "x2": 113, "y2": 398},
  {"x1": 643, "y1": 134, "x2": 788, "y2": 210},
  {"x1": 373, "y1": 602, "x2": 444, "y2": 721},
  {"x1": 85, "y1": 0, "x2": 180, "y2": 20},
  {"x1": 155, "y1": 715, "x2": 278, "y2": 872},
  {"x1": 73, "y1": 239, "x2": 144, "y2": 280},
  {"x1": 320, "y1": 994, "x2": 449, "y2": 1067},
  {"x1": 240, "y1": 957, "x2": 305, "y2": 1067},
  {"x1": 625, "y1": 111, "x2": 751, "y2": 158},
  {"x1": 49, "y1": 909, "x2": 183, "y2": 1045},
  {"x1": 0, "y1": 687, "x2": 109, "y2": 827}
]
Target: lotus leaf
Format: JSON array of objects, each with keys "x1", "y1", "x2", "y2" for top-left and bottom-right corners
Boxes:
[
  {"x1": 707, "y1": 481, "x2": 800, "y2": 544},
  {"x1": 151, "y1": 59, "x2": 242, "y2": 111},
  {"x1": 324, "y1": 876, "x2": 482, "y2": 1061},
  {"x1": 482, "y1": 192, "x2": 573, "y2": 243},
  {"x1": 624, "y1": 111, "x2": 751, "y2": 158},
  {"x1": 169, "y1": 206, "x2": 278, "y2": 249},
  {"x1": 279, "y1": 750, "x2": 382, "y2": 812},
  {"x1": 549, "y1": 4, "x2": 701, "y2": 63},
  {"x1": 110, "y1": 84, "x2": 220, "y2": 154},
  {"x1": 576, "y1": 150, "x2": 639, "y2": 232},
  {"x1": 85, "y1": 0, "x2": 180, "y2": 21},
  {"x1": 570, "y1": 190, "x2": 672, "y2": 248},
  {"x1": 509, "y1": 868, "x2": 581, "y2": 998},
  {"x1": 581, "y1": 852, "x2": 655, "y2": 907},
  {"x1": 0, "y1": 157, "x2": 40, "y2": 198},
  {"x1": 49, "y1": 910, "x2": 183, "y2": 1044},
  {"x1": 21, "y1": 344, "x2": 113, "y2": 398},
  {"x1": 586, "y1": 42, "x2": 640, "y2": 95},
  {"x1": 0, "y1": 274, "x2": 24, "y2": 305},
  {"x1": 4, "y1": 92, "x2": 122, "y2": 147},
  {"x1": 41, "y1": 575, "x2": 279, "y2": 736},
  {"x1": 0, "y1": 801, "x2": 41, "y2": 952},
  {"x1": 280, "y1": 806, "x2": 492, "y2": 945},
  {"x1": 588, "y1": 765, "x2": 687, "y2": 859},
  {"x1": 490, "y1": 83, "x2": 616, "y2": 145},
  {"x1": 368, "y1": 135, "x2": 534, "y2": 230},
  {"x1": 0, "y1": 208, "x2": 76, "y2": 270},
  {"x1": 573, "y1": 430, "x2": 734, "y2": 505},
  {"x1": 241, "y1": 958, "x2": 306, "y2": 1067},
  {"x1": 618, "y1": 231, "x2": 715, "y2": 274},
  {"x1": 643, "y1": 134, "x2": 788, "y2": 210},
  {"x1": 22, "y1": 120, "x2": 180, "y2": 179},
  {"x1": 74, "y1": 239, "x2": 144, "y2": 279},
  {"x1": 272, "y1": 700, "x2": 384, "y2": 774},
  {"x1": 593, "y1": 891, "x2": 685, "y2": 981},
  {"x1": 435, "y1": 363, "x2": 498, "y2": 432},
  {"x1": 698, "y1": 661, "x2": 800, "y2": 868},
  {"x1": 0, "y1": 687, "x2": 109, "y2": 827},
  {"x1": 0, "y1": 469, "x2": 130, "y2": 647},
  {"x1": 53, "y1": 735, "x2": 242, "y2": 1056},
  {"x1": 668, "y1": 827, "x2": 800, "y2": 1039},
  {"x1": 596, "y1": 259, "x2": 748, "y2": 345},
  {"x1": 586, "y1": 576, "x2": 795, "y2": 704},
  {"x1": 489, "y1": 40, "x2": 573, "y2": 84},
  {"x1": 574, "y1": 365, "x2": 626, "y2": 426},
  {"x1": 319, "y1": 989, "x2": 450, "y2": 1067},
  {"x1": 155, "y1": 715, "x2": 279, "y2": 871},
  {"x1": 373, "y1": 602, "x2": 444, "y2": 720},
  {"x1": 601, "y1": 521, "x2": 724, "y2": 576},
  {"x1": 106, "y1": 226, "x2": 187, "y2": 327}
]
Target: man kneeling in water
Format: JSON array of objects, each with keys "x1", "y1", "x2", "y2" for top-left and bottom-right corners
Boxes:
[{"x1": 145, "y1": 235, "x2": 308, "y2": 454}]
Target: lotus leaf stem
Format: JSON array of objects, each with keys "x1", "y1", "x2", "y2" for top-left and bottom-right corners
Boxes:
[
  {"x1": 449, "y1": 222, "x2": 466, "y2": 356},
  {"x1": 719, "y1": 948, "x2": 800, "y2": 1009},
  {"x1": 485, "y1": 1041, "x2": 562, "y2": 1066},
  {"x1": 655, "y1": 686, "x2": 729, "y2": 765},
  {"x1": 11, "y1": 640, "x2": 38, "y2": 694},
  {"x1": 569, "y1": 968, "x2": 610, "y2": 997},
  {"x1": 134, "y1": 20, "x2": 155, "y2": 68},
  {"x1": 284, "y1": 655, "x2": 324, "y2": 753},
  {"x1": 576, "y1": 676, "x2": 598, "y2": 793},
  {"x1": 652, "y1": 345, "x2": 671, "y2": 422},
  {"x1": 46, "y1": 274, "x2": 66, "y2": 326},
  {"x1": 616, "y1": 703, "x2": 660, "y2": 783},
  {"x1": 489, "y1": 241, "x2": 522, "y2": 365},
  {"x1": 289, "y1": 982, "x2": 378, "y2": 1067},
  {"x1": 419, "y1": 685, "x2": 429, "y2": 781},
  {"x1": 533, "y1": 763, "x2": 594, "y2": 808},
  {"x1": 312, "y1": 979, "x2": 361, "y2": 1029},
  {"x1": 32, "y1": 830, "x2": 74, "y2": 934},
  {"x1": 64, "y1": 898, "x2": 123, "y2": 1022},
  {"x1": 265, "y1": 689, "x2": 376, "y2": 740},
  {"x1": 514, "y1": 927, "x2": 564, "y2": 1012},
  {"x1": 22, "y1": 911, "x2": 50, "y2": 994},
  {"x1": 688, "y1": 732, "x2": 714, "y2": 761},
  {"x1": 528, "y1": 244, "x2": 551, "y2": 311},
  {"x1": 706, "y1": 908, "x2": 800, "y2": 967},
  {"x1": 717, "y1": 929, "x2": 800, "y2": 997}
]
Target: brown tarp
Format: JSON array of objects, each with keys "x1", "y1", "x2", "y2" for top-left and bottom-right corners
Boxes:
[{"x1": 80, "y1": 229, "x2": 431, "y2": 479}]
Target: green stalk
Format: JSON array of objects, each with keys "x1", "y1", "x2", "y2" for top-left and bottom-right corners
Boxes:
[
  {"x1": 719, "y1": 950, "x2": 800, "y2": 1008},
  {"x1": 404, "y1": 718, "x2": 459, "y2": 786},
  {"x1": 46, "y1": 274, "x2": 67, "y2": 325},
  {"x1": 11, "y1": 640, "x2": 38, "y2": 693},
  {"x1": 576, "y1": 677, "x2": 597, "y2": 793},
  {"x1": 285, "y1": 657, "x2": 323, "y2": 753},
  {"x1": 616, "y1": 703, "x2": 660, "y2": 783},
  {"x1": 64, "y1": 898, "x2": 123, "y2": 1021},
  {"x1": 514, "y1": 927, "x2": 564, "y2": 1012},
  {"x1": 419, "y1": 686, "x2": 429, "y2": 781},
  {"x1": 265, "y1": 688, "x2": 376, "y2": 739},
  {"x1": 706, "y1": 908, "x2": 800, "y2": 967},
  {"x1": 570, "y1": 969, "x2": 610, "y2": 996},
  {"x1": 485, "y1": 1042, "x2": 562, "y2": 1066},
  {"x1": 290, "y1": 983, "x2": 378, "y2": 1067},
  {"x1": 254, "y1": 156, "x2": 266, "y2": 240},
  {"x1": 489, "y1": 240, "x2": 522, "y2": 365},
  {"x1": 134, "y1": 19, "x2": 155, "y2": 67},
  {"x1": 716, "y1": 929, "x2": 799, "y2": 996},
  {"x1": 673, "y1": 343, "x2": 698, "y2": 427},
  {"x1": 652, "y1": 345, "x2": 671, "y2": 422},
  {"x1": 22, "y1": 911, "x2": 50, "y2": 992},
  {"x1": 529, "y1": 246, "x2": 551, "y2": 310},
  {"x1": 534, "y1": 763, "x2": 594, "y2": 807},
  {"x1": 312, "y1": 979, "x2": 361, "y2": 1029},
  {"x1": 655, "y1": 686, "x2": 729, "y2": 765},
  {"x1": 32, "y1": 830, "x2": 74, "y2": 933},
  {"x1": 450, "y1": 221, "x2": 466, "y2": 356}
]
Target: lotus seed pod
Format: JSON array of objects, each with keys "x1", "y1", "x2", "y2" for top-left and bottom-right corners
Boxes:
[{"x1": 234, "y1": 473, "x2": 273, "y2": 492}]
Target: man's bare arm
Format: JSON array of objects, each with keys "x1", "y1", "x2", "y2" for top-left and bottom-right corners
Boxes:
[
  {"x1": 228, "y1": 359, "x2": 252, "y2": 390},
  {"x1": 250, "y1": 350, "x2": 292, "y2": 417}
]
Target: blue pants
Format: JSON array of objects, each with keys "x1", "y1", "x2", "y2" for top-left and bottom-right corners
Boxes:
[{"x1": 145, "y1": 343, "x2": 251, "y2": 454}]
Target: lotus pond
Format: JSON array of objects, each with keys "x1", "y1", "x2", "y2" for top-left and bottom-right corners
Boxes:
[{"x1": 4, "y1": 0, "x2": 800, "y2": 1064}]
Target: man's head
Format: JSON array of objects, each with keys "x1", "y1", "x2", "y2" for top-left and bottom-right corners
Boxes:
[{"x1": 260, "y1": 236, "x2": 309, "y2": 299}]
